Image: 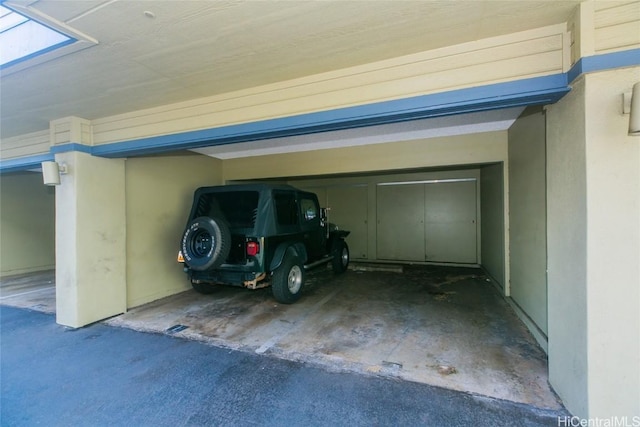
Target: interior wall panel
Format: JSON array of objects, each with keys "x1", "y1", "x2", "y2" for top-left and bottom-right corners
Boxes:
[
  {"x1": 125, "y1": 154, "x2": 222, "y2": 309},
  {"x1": 508, "y1": 106, "x2": 548, "y2": 335},
  {"x1": 224, "y1": 132, "x2": 507, "y2": 181},
  {"x1": 327, "y1": 185, "x2": 368, "y2": 260},
  {"x1": 480, "y1": 163, "x2": 505, "y2": 288}
]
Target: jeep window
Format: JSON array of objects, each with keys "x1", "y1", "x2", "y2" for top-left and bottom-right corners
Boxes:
[
  {"x1": 196, "y1": 191, "x2": 259, "y2": 228},
  {"x1": 300, "y1": 197, "x2": 318, "y2": 221},
  {"x1": 274, "y1": 191, "x2": 298, "y2": 226}
]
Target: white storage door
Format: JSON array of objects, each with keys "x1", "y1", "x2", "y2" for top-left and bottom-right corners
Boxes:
[
  {"x1": 424, "y1": 180, "x2": 477, "y2": 263},
  {"x1": 376, "y1": 179, "x2": 477, "y2": 263},
  {"x1": 376, "y1": 183, "x2": 426, "y2": 261}
]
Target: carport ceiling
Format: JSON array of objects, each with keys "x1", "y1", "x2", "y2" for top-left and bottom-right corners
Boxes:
[{"x1": 1, "y1": 0, "x2": 583, "y2": 140}]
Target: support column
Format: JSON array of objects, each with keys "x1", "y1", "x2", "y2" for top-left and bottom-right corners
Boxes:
[
  {"x1": 547, "y1": 75, "x2": 590, "y2": 417},
  {"x1": 55, "y1": 150, "x2": 126, "y2": 327},
  {"x1": 547, "y1": 68, "x2": 640, "y2": 418}
]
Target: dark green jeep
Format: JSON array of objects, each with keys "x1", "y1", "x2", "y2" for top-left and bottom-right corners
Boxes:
[{"x1": 178, "y1": 184, "x2": 350, "y2": 303}]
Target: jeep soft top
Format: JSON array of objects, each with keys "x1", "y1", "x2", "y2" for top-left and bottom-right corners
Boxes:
[{"x1": 178, "y1": 183, "x2": 350, "y2": 303}]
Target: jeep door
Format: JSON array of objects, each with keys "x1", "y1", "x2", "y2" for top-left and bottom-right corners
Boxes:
[{"x1": 299, "y1": 194, "x2": 326, "y2": 260}]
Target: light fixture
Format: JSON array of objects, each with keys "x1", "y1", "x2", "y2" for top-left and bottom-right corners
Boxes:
[
  {"x1": 628, "y1": 82, "x2": 640, "y2": 136},
  {"x1": 41, "y1": 161, "x2": 67, "y2": 186}
]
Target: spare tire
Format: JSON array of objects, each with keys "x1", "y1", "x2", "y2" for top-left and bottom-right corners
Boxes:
[{"x1": 181, "y1": 216, "x2": 231, "y2": 271}]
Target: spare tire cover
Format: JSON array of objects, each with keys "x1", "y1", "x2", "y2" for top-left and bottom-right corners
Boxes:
[{"x1": 181, "y1": 216, "x2": 231, "y2": 271}]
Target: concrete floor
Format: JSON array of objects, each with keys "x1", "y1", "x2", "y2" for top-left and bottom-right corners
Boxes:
[
  {"x1": 0, "y1": 270, "x2": 56, "y2": 313},
  {"x1": 0, "y1": 265, "x2": 561, "y2": 410}
]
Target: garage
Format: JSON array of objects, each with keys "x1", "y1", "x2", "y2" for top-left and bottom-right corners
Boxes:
[
  {"x1": 1, "y1": 108, "x2": 556, "y2": 409},
  {"x1": 1, "y1": 0, "x2": 638, "y2": 419}
]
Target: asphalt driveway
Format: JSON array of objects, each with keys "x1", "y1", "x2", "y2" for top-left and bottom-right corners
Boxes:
[{"x1": 0, "y1": 305, "x2": 567, "y2": 426}]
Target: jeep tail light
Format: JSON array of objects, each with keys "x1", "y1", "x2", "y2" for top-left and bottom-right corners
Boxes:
[{"x1": 246, "y1": 241, "x2": 260, "y2": 257}]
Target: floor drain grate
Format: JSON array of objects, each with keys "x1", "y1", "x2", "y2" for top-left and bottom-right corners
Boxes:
[{"x1": 166, "y1": 324, "x2": 189, "y2": 334}]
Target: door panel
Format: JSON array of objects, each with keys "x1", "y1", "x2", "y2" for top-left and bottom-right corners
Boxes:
[
  {"x1": 299, "y1": 195, "x2": 325, "y2": 259},
  {"x1": 376, "y1": 184, "x2": 425, "y2": 261},
  {"x1": 424, "y1": 181, "x2": 477, "y2": 263},
  {"x1": 327, "y1": 185, "x2": 368, "y2": 259}
]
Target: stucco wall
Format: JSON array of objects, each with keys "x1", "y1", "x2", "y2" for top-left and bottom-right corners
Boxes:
[
  {"x1": 583, "y1": 68, "x2": 639, "y2": 418},
  {"x1": 223, "y1": 131, "x2": 508, "y2": 181},
  {"x1": 508, "y1": 107, "x2": 548, "y2": 336},
  {"x1": 547, "y1": 75, "x2": 589, "y2": 418},
  {"x1": 55, "y1": 152, "x2": 127, "y2": 328},
  {"x1": 479, "y1": 163, "x2": 505, "y2": 288},
  {"x1": 0, "y1": 172, "x2": 55, "y2": 276},
  {"x1": 125, "y1": 153, "x2": 222, "y2": 308},
  {"x1": 547, "y1": 67, "x2": 640, "y2": 418}
]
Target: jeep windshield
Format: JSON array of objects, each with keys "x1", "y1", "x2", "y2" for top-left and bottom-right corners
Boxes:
[{"x1": 193, "y1": 191, "x2": 259, "y2": 229}]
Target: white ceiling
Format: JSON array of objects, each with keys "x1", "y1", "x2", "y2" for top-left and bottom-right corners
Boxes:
[{"x1": 1, "y1": 0, "x2": 582, "y2": 146}]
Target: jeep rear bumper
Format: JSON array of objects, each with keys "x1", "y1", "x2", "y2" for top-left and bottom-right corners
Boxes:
[{"x1": 188, "y1": 267, "x2": 269, "y2": 290}]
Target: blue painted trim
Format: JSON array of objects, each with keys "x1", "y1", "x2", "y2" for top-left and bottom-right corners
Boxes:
[
  {"x1": 0, "y1": 143, "x2": 92, "y2": 173},
  {"x1": 568, "y1": 48, "x2": 640, "y2": 83},
  {"x1": 0, "y1": 153, "x2": 54, "y2": 173},
  {"x1": 93, "y1": 73, "x2": 570, "y2": 158},
  {"x1": 50, "y1": 143, "x2": 93, "y2": 155}
]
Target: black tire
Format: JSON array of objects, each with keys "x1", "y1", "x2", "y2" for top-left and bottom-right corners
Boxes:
[
  {"x1": 331, "y1": 239, "x2": 350, "y2": 273},
  {"x1": 181, "y1": 216, "x2": 231, "y2": 271},
  {"x1": 272, "y1": 252, "x2": 305, "y2": 304},
  {"x1": 191, "y1": 281, "x2": 216, "y2": 294}
]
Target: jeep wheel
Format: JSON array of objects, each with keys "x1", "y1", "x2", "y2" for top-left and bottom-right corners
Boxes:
[
  {"x1": 191, "y1": 281, "x2": 216, "y2": 294},
  {"x1": 272, "y1": 253, "x2": 305, "y2": 304},
  {"x1": 181, "y1": 216, "x2": 231, "y2": 271},
  {"x1": 332, "y1": 239, "x2": 350, "y2": 273}
]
